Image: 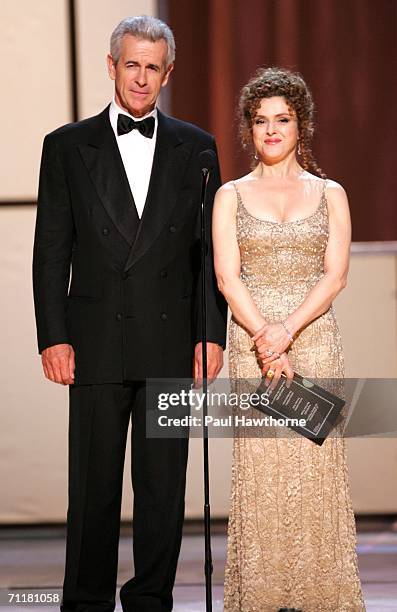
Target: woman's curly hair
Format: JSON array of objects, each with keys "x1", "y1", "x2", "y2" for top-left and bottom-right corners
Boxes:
[{"x1": 238, "y1": 66, "x2": 326, "y2": 178}]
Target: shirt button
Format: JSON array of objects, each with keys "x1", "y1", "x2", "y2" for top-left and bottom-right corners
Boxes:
[
  {"x1": 160, "y1": 269, "x2": 167, "y2": 278},
  {"x1": 169, "y1": 225, "x2": 176, "y2": 233},
  {"x1": 116, "y1": 312, "x2": 123, "y2": 321},
  {"x1": 102, "y1": 227, "x2": 110, "y2": 236},
  {"x1": 160, "y1": 313, "x2": 167, "y2": 321}
]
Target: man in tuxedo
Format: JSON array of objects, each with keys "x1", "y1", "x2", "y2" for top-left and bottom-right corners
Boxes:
[{"x1": 33, "y1": 15, "x2": 227, "y2": 612}]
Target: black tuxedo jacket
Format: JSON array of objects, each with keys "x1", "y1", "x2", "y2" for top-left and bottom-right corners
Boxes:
[{"x1": 33, "y1": 107, "x2": 227, "y2": 384}]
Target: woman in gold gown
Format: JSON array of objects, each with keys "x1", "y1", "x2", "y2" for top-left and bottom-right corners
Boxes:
[{"x1": 212, "y1": 68, "x2": 365, "y2": 611}]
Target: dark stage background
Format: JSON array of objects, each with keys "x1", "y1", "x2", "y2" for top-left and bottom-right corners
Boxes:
[{"x1": 166, "y1": 0, "x2": 397, "y2": 242}]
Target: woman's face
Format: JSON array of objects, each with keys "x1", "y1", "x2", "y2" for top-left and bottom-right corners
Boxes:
[{"x1": 251, "y1": 96, "x2": 299, "y2": 163}]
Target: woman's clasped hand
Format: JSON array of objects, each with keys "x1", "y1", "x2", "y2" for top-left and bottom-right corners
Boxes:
[{"x1": 251, "y1": 321, "x2": 294, "y2": 387}]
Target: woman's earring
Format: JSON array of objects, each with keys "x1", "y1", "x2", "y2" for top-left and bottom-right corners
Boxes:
[
  {"x1": 297, "y1": 140, "x2": 301, "y2": 156},
  {"x1": 254, "y1": 152, "x2": 259, "y2": 160}
]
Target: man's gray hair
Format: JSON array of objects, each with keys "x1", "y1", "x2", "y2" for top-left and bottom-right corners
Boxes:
[{"x1": 110, "y1": 15, "x2": 176, "y2": 67}]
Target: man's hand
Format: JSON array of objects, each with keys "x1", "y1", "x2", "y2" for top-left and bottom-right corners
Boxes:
[
  {"x1": 41, "y1": 343, "x2": 75, "y2": 385},
  {"x1": 194, "y1": 342, "x2": 223, "y2": 386}
]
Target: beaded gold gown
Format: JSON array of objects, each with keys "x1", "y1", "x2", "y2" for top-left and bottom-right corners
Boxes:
[{"x1": 224, "y1": 179, "x2": 365, "y2": 611}]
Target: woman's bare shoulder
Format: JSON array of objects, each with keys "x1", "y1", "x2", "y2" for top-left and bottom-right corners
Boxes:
[
  {"x1": 217, "y1": 180, "x2": 237, "y2": 195},
  {"x1": 324, "y1": 178, "x2": 348, "y2": 202},
  {"x1": 302, "y1": 171, "x2": 347, "y2": 201},
  {"x1": 320, "y1": 175, "x2": 345, "y2": 191},
  {"x1": 217, "y1": 172, "x2": 255, "y2": 199},
  {"x1": 322, "y1": 178, "x2": 350, "y2": 222},
  {"x1": 301, "y1": 171, "x2": 343, "y2": 188},
  {"x1": 214, "y1": 182, "x2": 239, "y2": 219}
]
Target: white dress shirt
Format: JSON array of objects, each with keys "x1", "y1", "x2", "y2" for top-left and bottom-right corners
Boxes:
[{"x1": 109, "y1": 98, "x2": 158, "y2": 218}]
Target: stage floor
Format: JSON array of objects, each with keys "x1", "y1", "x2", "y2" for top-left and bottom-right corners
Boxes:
[{"x1": 1, "y1": 522, "x2": 396, "y2": 611}]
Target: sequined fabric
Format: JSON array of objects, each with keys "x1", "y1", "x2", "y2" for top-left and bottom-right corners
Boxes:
[{"x1": 224, "y1": 180, "x2": 365, "y2": 611}]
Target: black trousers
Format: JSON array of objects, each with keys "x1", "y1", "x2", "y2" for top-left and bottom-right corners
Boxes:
[{"x1": 60, "y1": 383, "x2": 189, "y2": 612}]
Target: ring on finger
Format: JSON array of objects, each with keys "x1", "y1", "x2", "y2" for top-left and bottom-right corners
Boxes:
[
  {"x1": 265, "y1": 349, "x2": 273, "y2": 357},
  {"x1": 266, "y1": 369, "x2": 275, "y2": 379}
]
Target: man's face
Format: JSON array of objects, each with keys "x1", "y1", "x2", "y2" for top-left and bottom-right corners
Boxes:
[{"x1": 107, "y1": 35, "x2": 173, "y2": 118}]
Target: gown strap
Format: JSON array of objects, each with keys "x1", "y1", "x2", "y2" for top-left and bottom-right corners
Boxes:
[
  {"x1": 321, "y1": 177, "x2": 328, "y2": 198},
  {"x1": 232, "y1": 181, "x2": 243, "y2": 208},
  {"x1": 320, "y1": 177, "x2": 329, "y2": 217}
]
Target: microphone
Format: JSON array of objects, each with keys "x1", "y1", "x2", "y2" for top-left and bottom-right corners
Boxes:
[
  {"x1": 198, "y1": 149, "x2": 216, "y2": 174},
  {"x1": 198, "y1": 146, "x2": 218, "y2": 611}
]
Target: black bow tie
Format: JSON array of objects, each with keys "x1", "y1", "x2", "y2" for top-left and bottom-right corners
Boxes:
[{"x1": 117, "y1": 114, "x2": 155, "y2": 138}]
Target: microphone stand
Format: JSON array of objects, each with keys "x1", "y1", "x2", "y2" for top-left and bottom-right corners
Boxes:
[{"x1": 200, "y1": 164, "x2": 213, "y2": 612}]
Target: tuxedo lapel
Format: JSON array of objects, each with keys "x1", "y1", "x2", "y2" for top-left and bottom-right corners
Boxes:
[
  {"x1": 123, "y1": 110, "x2": 193, "y2": 272},
  {"x1": 78, "y1": 107, "x2": 139, "y2": 247}
]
